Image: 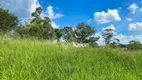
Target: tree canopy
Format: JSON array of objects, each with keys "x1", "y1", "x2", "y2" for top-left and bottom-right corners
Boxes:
[
  {"x1": 102, "y1": 28, "x2": 116, "y2": 45},
  {"x1": 0, "y1": 7, "x2": 142, "y2": 50},
  {"x1": 0, "y1": 8, "x2": 18, "y2": 32},
  {"x1": 74, "y1": 22, "x2": 95, "y2": 43}
]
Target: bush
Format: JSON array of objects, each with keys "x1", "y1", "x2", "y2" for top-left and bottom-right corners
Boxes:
[
  {"x1": 0, "y1": 8, "x2": 18, "y2": 32},
  {"x1": 127, "y1": 40, "x2": 142, "y2": 50}
]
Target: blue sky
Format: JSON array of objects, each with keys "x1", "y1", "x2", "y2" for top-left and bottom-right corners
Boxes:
[
  {"x1": 39, "y1": 0, "x2": 127, "y2": 27},
  {"x1": 1, "y1": 0, "x2": 142, "y2": 44},
  {"x1": 38, "y1": 0, "x2": 142, "y2": 33}
]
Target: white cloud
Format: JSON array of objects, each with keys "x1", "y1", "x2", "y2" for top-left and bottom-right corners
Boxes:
[
  {"x1": 42, "y1": 6, "x2": 64, "y2": 20},
  {"x1": 0, "y1": 1, "x2": 63, "y2": 28},
  {"x1": 96, "y1": 33, "x2": 142, "y2": 45},
  {"x1": 0, "y1": 0, "x2": 40, "y2": 20},
  {"x1": 97, "y1": 36, "x2": 105, "y2": 46},
  {"x1": 102, "y1": 24, "x2": 116, "y2": 31},
  {"x1": 126, "y1": 18, "x2": 132, "y2": 21},
  {"x1": 128, "y1": 3, "x2": 138, "y2": 14},
  {"x1": 94, "y1": 32, "x2": 105, "y2": 46},
  {"x1": 115, "y1": 34, "x2": 142, "y2": 44},
  {"x1": 51, "y1": 22, "x2": 59, "y2": 28},
  {"x1": 129, "y1": 22, "x2": 142, "y2": 31},
  {"x1": 42, "y1": 6, "x2": 64, "y2": 28},
  {"x1": 94, "y1": 9, "x2": 121, "y2": 24}
]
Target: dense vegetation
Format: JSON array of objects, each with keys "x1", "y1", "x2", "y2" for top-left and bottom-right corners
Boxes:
[
  {"x1": 0, "y1": 8, "x2": 18, "y2": 32},
  {"x1": 0, "y1": 39, "x2": 141, "y2": 80},
  {"x1": 0, "y1": 7, "x2": 142, "y2": 50},
  {"x1": 0, "y1": 6, "x2": 142, "y2": 80}
]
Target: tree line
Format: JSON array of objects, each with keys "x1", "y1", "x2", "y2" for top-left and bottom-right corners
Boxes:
[{"x1": 0, "y1": 7, "x2": 142, "y2": 50}]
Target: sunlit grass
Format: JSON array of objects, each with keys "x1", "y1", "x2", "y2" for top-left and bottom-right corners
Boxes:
[{"x1": 0, "y1": 38, "x2": 142, "y2": 80}]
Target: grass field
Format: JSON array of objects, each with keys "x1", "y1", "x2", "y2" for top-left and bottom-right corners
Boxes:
[{"x1": 0, "y1": 38, "x2": 142, "y2": 80}]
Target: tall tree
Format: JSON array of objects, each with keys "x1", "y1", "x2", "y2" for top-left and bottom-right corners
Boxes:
[
  {"x1": 0, "y1": 8, "x2": 18, "y2": 33},
  {"x1": 102, "y1": 28, "x2": 116, "y2": 45},
  {"x1": 55, "y1": 29, "x2": 63, "y2": 42},
  {"x1": 31, "y1": 7, "x2": 43, "y2": 24},
  {"x1": 74, "y1": 22, "x2": 95, "y2": 43},
  {"x1": 41, "y1": 17, "x2": 55, "y2": 39},
  {"x1": 29, "y1": 7, "x2": 43, "y2": 38},
  {"x1": 62, "y1": 27, "x2": 75, "y2": 42},
  {"x1": 110, "y1": 38, "x2": 120, "y2": 48},
  {"x1": 88, "y1": 36, "x2": 100, "y2": 47},
  {"x1": 29, "y1": 7, "x2": 55, "y2": 39}
]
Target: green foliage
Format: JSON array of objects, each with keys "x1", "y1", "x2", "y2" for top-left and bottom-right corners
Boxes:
[
  {"x1": 0, "y1": 39, "x2": 142, "y2": 79},
  {"x1": 29, "y1": 24, "x2": 41, "y2": 38},
  {"x1": 88, "y1": 36, "x2": 100, "y2": 47},
  {"x1": 102, "y1": 28, "x2": 116, "y2": 45},
  {"x1": 31, "y1": 7, "x2": 55, "y2": 40},
  {"x1": 31, "y1": 7, "x2": 42, "y2": 20},
  {"x1": 110, "y1": 38, "x2": 120, "y2": 48},
  {"x1": 0, "y1": 7, "x2": 100, "y2": 45},
  {"x1": 74, "y1": 22, "x2": 95, "y2": 43},
  {"x1": 15, "y1": 7, "x2": 55, "y2": 40},
  {"x1": 127, "y1": 40, "x2": 142, "y2": 50},
  {"x1": 41, "y1": 17, "x2": 55, "y2": 39},
  {"x1": 55, "y1": 29, "x2": 63, "y2": 42},
  {"x1": 0, "y1": 8, "x2": 18, "y2": 32},
  {"x1": 62, "y1": 26, "x2": 75, "y2": 42},
  {"x1": 62, "y1": 23, "x2": 98, "y2": 46},
  {"x1": 15, "y1": 26, "x2": 30, "y2": 38}
]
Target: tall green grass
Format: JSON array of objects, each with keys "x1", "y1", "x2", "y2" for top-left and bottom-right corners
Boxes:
[{"x1": 0, "y1": 38, "x2": 142, "y2": 80}]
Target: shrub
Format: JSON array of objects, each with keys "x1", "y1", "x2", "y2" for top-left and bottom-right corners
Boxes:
[{"x1": 127, "y1": 40, "x2": 142, "y2": 50}]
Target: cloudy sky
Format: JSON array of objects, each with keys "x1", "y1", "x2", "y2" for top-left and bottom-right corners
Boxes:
[{"x1": 1, "y1": 0, "x2": 142, "y2": 44}]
